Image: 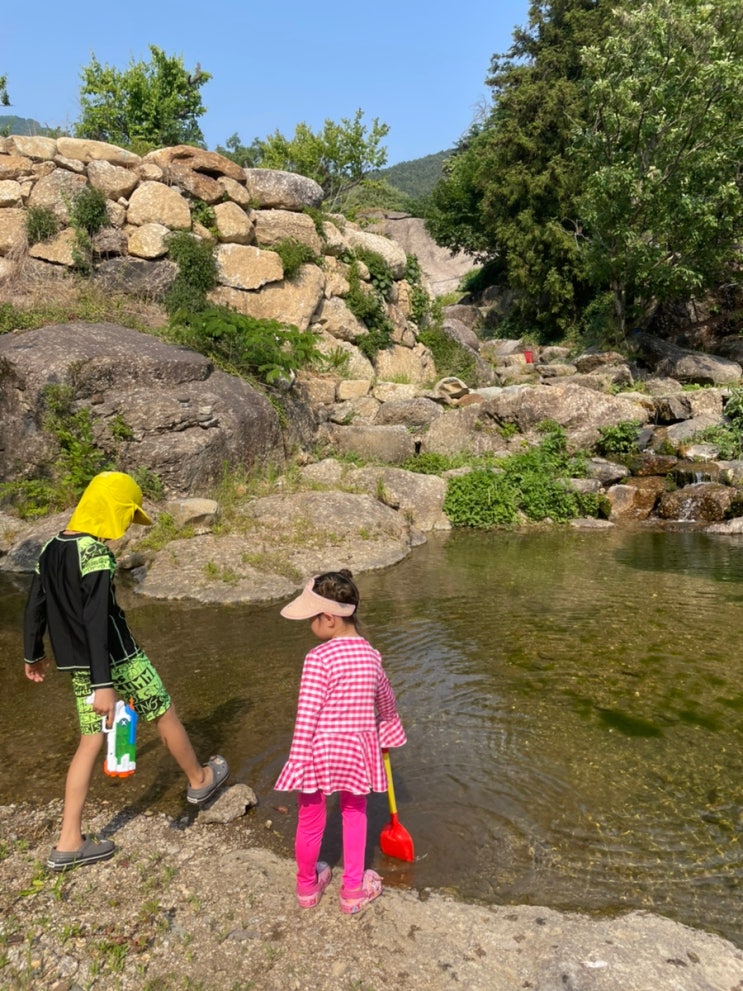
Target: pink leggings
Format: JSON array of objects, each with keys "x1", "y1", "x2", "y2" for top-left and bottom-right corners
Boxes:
[{"x1": 295, "y1": 791, "x2": 367, "y2": 894}]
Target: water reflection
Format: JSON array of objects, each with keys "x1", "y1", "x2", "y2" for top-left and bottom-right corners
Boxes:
[{"x1": 1, "y1": 528, "x2": 741, "y2": 947}]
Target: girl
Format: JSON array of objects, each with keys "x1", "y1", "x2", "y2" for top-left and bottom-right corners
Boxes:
[{"x1": 275, "y1": 570, "x2": 406, "y2": 914}]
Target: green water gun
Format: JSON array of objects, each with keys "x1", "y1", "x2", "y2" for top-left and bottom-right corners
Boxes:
[{"x1": 102, "y1": 698, "x2": 138, "y2": 777}]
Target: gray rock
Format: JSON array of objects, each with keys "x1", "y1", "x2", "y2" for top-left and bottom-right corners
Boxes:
[
  {"x1": 0, "y1": 322, "x2": 284, "y2": 495},
  {"x1": 320, "y1": 423, "x2": 417, "y2": 464},
  {"x1": 93, "y1": 257, "x2": 178, "y2": 299},
  {"x1": 243, "y1": 168, "x2": 324, "y2": 210},
  {"x1": 198, "y1": 783, "x2": 258, "y2": 823},
  {"x1": 657, "y1": 481, "x2": 743, "y2": 522}
]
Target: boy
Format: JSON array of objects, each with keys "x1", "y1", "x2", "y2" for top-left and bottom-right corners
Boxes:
[{"x1": 23, "y1": 471, "x2": 229, "y2": 871}]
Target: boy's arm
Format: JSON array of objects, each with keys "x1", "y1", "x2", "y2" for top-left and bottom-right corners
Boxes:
[
  {"x1": 23, "y1": 571, "x2": 48, "y2": 665},
  {"x1": 81, "y1": 568, "x2": 115, "y2": 690}
]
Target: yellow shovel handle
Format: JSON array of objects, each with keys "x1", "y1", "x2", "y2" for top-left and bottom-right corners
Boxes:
[{"x1": 382, "y1": 748, "x2": 398, "y2": 816}]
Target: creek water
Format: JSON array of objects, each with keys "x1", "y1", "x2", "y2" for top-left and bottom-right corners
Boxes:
[{"x1": 1, "y1": 526, "x2": 742, "y2": 948}]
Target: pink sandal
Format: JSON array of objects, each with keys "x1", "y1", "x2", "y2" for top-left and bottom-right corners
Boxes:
[
  {"x1": 296, "y1": 861, "x2": 331, "y2": 908},
  {"x1": 339, "y1": 869, "x2": 383, "y2": 915}
]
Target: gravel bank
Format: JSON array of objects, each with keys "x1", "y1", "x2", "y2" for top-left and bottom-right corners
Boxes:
[{"x1": 1, "y1": 798, "x2": 741, "y2": 991}]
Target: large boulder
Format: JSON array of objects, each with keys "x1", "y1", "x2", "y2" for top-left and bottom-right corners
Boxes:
[
  {"x1": 0, "y1": 323, "x2": 284, "y2": 496},
  {"x1": 369, "y1": 213, "x2": 477, "y2": 296},
  {"x1": 243, "y1": 169, "x2": 324, "y2": 210},
  {"x1": 480, "y1": 382, "x2": 652, "y2": 451},
  {"x1": 135, "y1": 490, "x2": 419, "y2": 602}
]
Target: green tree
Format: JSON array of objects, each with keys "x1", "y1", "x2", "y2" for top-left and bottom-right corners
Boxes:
[
  {"x1": 426, "y1": 0, "x2": 618, "y2": 341},
  {"x1": 75, "y1": 45, "x2": 210, "y2": 151},
  {"x1": 575, "y1": 0, "x2": 743, "y2": 337},
  {"x1": 0, "y1": 74, "x2": 9, "y2": 107},
  {"x1": 215, "y1": 132, "x2": 263, "y2": 168},
  {"x1": 255, "y1": 109, "x2": 390, "y2": 209}
]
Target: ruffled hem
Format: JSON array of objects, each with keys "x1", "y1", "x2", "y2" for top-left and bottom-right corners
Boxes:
[{"x1": 275, "y1": 729, "x2": 397, "y2": 794}]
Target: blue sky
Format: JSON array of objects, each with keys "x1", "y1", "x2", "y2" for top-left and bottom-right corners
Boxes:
[{"x1": 2, "y1": 1, "x2": 530, "y2": 167}]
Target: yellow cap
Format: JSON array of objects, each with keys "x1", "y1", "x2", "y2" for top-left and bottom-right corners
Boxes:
[{"x1": 67, "y1": 472, "x2": 154, "y2": 540}]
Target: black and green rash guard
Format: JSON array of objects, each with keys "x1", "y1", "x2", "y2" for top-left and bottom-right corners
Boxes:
[{"x1": 23, "y1": 532, "x2": 142, "y2": 690}]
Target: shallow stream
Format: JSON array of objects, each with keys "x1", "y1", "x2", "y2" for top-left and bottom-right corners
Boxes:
[{"x1": 1, "y1": 526, "x2": 741, "y2": 947}]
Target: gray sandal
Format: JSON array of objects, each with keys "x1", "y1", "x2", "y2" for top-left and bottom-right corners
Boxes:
[
  {"x1": 187, "y1": 755, "x2": 230, "y2": 804},
  {"x1": 47, "y1": 835, "x2": 115, "y2": 872}
]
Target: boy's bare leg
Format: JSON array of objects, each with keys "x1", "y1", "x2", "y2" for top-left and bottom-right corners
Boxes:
[
  {"x1": 57, "y1": 733, "x2": 104, "y2": 851},
  {"x1": 155, "y1": 704, "x2": 212, "y2": 790}
]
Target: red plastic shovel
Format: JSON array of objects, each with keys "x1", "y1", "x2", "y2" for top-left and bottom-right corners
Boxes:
[{"x1": 380, "y1": 748, "x2": 415, "y2": 862}]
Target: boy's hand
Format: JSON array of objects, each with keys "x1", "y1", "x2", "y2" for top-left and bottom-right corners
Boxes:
[
  {"x1": 25, "y1": 658, "x2": 51, "y2": 682},
  {"x1": 92, "y1": 687, "x2": 117, "y2": 729}
]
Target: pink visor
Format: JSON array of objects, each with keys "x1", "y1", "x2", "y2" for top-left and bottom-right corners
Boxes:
[{"x1": 280, "y1": 579, "x2": 357, "y2": 620}]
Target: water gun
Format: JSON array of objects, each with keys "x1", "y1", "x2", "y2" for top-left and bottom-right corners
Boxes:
[{"x1": 102, "y1": 698, "x2": 138, "y2": 777}]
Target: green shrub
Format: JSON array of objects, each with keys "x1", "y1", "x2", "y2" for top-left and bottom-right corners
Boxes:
[
  {"x1": 594, "y1": 420, "x2": 641, "y2": 458},
  {"x1": 169, "y1": 305, "x2": 319, "y2": 385},
  {"x1": 271, "y1": 238, "x2": 319, "y2": 279},
  {"x1": 26, "y1": 205, "x2": 59, "y2": 244},
  {"x1": 724, "y1": 387, "x2": 743, "y2": 431},
  {"x1": 443, "y1": 423, "x2": 602, "y2": 528},
  {"x1": 353, "y1": 248, "x2": 394, "y2": 300},
  {"x1": 0, "y1": 302, "x2": 40, "y2": 334},
  {"x1": 164, "y1": 232, "x2": 218, "y2": 315},
  {"x1": 418, "y1": 325, "x2": 476, "y2": 381},
  {"x1": 190, "y1": 198, "x2": 217, "y2": 232},
  {"x1": 692, "y1": 424, "x2": 741, "y2": 460},
  {"x1": 401, "y1": 452, "x2": 456, "y2": 475},
  {"x1": 344, "y1": 260, "x2": 393, "y2": 360},
  {"x1": 70, "y1": 186, "x2": 108, "y2": 235},
  {"x1": 405, "y1": 254, "x2": 434, "y2": 328},
  {"x1": 0, "y1": 479, "x2": 62, "y2": 519},
  {"x1": 43, "y1": 384, "x2": 111, "y2": 495},
  {"x1": 110, "y1": 414, "x2": 134, "y2": 442},
  {"x1": 445, "y1": 469, "x2": 518, "y2": 527},
  {"x1": 132, "y1": 466, "x2": 165, "y2": 502}
]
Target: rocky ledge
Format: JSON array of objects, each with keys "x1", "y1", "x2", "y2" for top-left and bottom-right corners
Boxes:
[{"x1": 1, "y1": 799, "x2": 741, "y2": 991}]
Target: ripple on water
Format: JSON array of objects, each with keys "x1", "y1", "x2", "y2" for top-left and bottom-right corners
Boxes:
[{"x1": 1, "y1": 528, "x2": 742, "y2": 948}]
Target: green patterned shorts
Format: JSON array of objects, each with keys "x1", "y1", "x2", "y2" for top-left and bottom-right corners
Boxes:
[{"x1": 72, "y1": 653, "x2": 171, "y2": 735}]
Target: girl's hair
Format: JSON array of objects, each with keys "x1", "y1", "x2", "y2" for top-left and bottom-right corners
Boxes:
[{"x1": 313, "y1": 569, "x2": 360, "y2": 627}]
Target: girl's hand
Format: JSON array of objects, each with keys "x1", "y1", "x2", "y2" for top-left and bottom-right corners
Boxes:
[{"x1": 25, "y1": 658, "x2": 51, "y2": 683}]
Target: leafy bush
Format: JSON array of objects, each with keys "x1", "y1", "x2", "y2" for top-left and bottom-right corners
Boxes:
[
  {"x1": 693, "y1": 424, "x2": 741, "y2": 460},
  {"x1": 169, "y1": 306, "x2": 319, "y2": 385},
  {"x1": 0, "y1": 478, "x2": 62, "y2": 519},
  {"x1": 164, "y1": 232, "x2": 218, "y2": 315},
  {"x1": 271, "y1": 238, "x2": 319, "y2": 279},
  {"x1": 26, "y1": 205, "x2": 59, "y2": 244},
  {"x1": 190, "y1": 198, "x2": 217, "y2": 232},
  {"x1": 401, "y1": 452, "x2": 457, "y2": 475},
  {"x1": 344, "y1": 260, "x2": 394, "y2": 360},
  {"x1": 405, "y1": 254, "x2": 433, "y2": 327},
  {"x1": 0, "y1": 302, "x2": 42, "y2": 334},
  {"x1": 686, "y1": 387, "x2": 743, "y2": 459},
  {"x1": 594, "y1": 420, "x2": 642, "y2": 458},
  {"x1": 418, "y1": 325, "x2": 476, "y2": 381},
  {"x1": 132, "y1": 466, "x2": 165, "y2": 501},
  {"x1": 443, "y1": 423, "x2": 604, "y2": 527},
  {"x1": 43, "y1": 384, "x2": 111, "y2": 495},
  {"x1": 724, "y1": 387, "x2": 743, "y2": 431},
  {"x1": 353, "y1": 248, "x2": 394, "y2": 300},
  {"x1": 70, "y1": 186, "x2": 108, "y2": 235},
  {"x1": 444, "y1": 468, "x2": 519, "y2": 527}
]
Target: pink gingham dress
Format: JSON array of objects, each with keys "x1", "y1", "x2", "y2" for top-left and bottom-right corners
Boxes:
[{"x1": 275, "y1": 636, "x2": 406, "y2": 795}]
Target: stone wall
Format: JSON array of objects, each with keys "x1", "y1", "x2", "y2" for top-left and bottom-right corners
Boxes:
[{"x1": 0, "y1": 136, "x2": 431, "y2": 382}]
